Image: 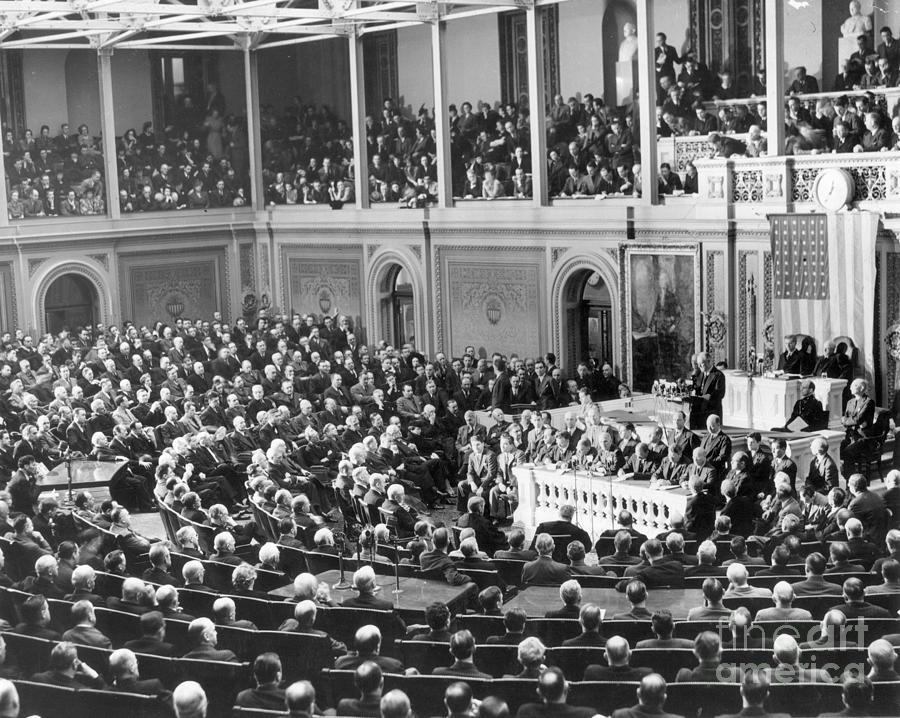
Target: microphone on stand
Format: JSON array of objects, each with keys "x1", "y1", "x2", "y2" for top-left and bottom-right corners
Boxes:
[
  {"x1": 390, "y1": 533, "x2": 403, "y2": 595},
  {"x1": 333, "y1": 530, "x2": 351, "y2": 590}
]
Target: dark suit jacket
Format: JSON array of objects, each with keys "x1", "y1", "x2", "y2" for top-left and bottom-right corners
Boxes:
[
  {"x1": 235, "y1": 684, "x2": 287, "y2": 710},
  {"x1": 123, "y1": 636, "x2": 175, "y2": 656},
  {"x1": 694, "y1": 368, "x2": 726, "y2": 422},
  {"x1": 181, "y1": 643, "x2": 238, "y2": 661},
  {"x1": 521, "y1": 556, "x2": 571, "y2": 584},
  {"x1": 530, "y1": 520, "x2": 591, "y2": 553},
  {"x1": 113, "y1": 676, "x2": 171, "y2": 700},
  {"x1": 433, "y1": 660, "x2": 491, "y2": 679},
  {"x1": 516, "y1": 703, "x2": 595, "y2": 718},
  {"x1": 337, "y1": 695, "x2": 382, "y2": 717},
  {"x1": 583, "y1": 664, "x2": 651, "y2": 682}
]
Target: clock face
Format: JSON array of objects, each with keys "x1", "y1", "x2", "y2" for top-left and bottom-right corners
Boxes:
[{"x1": 813, "y1": 169, "x2": 853, "y2": 211}]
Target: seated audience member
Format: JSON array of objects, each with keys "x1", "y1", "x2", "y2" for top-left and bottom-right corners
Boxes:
[
  {"x1": 636, "y1": 609, "x2": 693, "y2": 648},
  {"x1": 724, "y1": 607, "x2": 767, "y2": 649},
  {"x1": 343, "y1": 565, "x2": 394, "y2": 611},
  {"x1": 791, "y1": 552, "x2": 841, "y2": 596},
  {"x1": 613, "y1": 579, "x2": 652, "y2": 620},
  {"x1": 182, "y1": 560, "x2": 215, "y2": 592},
  {"x1": 866, "y1": 639, "x2": 900, "y2": 682},
  {"x1": 531, "y1": 504, "x2": 591, "y2": 553},
  {"x1": 486, "y1": 607, "x2": 528, "y2": 645},
  {"x1": 64, "y1": 565, "x2": 105, "y2": 605},
  {"x1": 754, "y1": 581, "x2": 812, "y2": 621},
  {"x1": 335, "y1": 625, "x2": 405, "y2": 673},
  {"x1": 108, "y1": 648, "x2": 171, "y2": 699},
  {"x1": 433, "y1": 630, "x2": 491, "y2": 679},
  {"x1": 507, "y1": 636, "x2": 547, "y2": 679},
  {"x1": 286, "y1": 680, "x2": 320, "y2": 718},
  {"x1": 872, "y1": 529, "x2": 900, "y2": 574},
  {"x1": 685, "y1": 477, "x2": 716, "y2": 540},
  {"x1": 562, "y1": 603, "x2": 606, "y2": 647},
  {"x1": 212, "y1": 596, "x2": 255, "y2": 630},
  {"x1": 843, "y1": 517, "x2": 880, "y2": 568},
  {"x1": 61, "y1": 600, "x2": 112, "y2": 648},
  {"x1": 617, "y1": 538, "x2": 685, "y2": 590},
  {"x1": 800, "y1": 610, "x2": 854, "y2": 650},
  {"x1": 410, "y1": 601, "x2": 452, "y2": 642},
  {"x1": 819, "y1": 677, "x2": 876, "y2": 717},
  {"x1": 379, "y1": 688, "x2": 412, "y2": 718},
  {"x1": 663, "y1": 533, "x2": 698, "y2": 566},
  {"x1": 567, "y1": 540, "x2": 606, "y2": 575},
  {"x1": 583, "y1": 636, "x2": 651, "y2": 681},
  {"x1": 457, "y1": 497, "x2": 507, "y2": 555},
  {"x1": 181, "y1": 617, "x2": 239, "y2": 661},
  {"x1": 724, "y1": 563, "x2": 772, "y2": 598},
  {"x1": 235, "y1": 653, "x2": 286, "y2": 710},
  {"x1": 522, "y1": 533, "x2": 571, "y2": 584},
  {"x1": 716, "y1": 670, "x2": 775, "y2": 718},
  {"x1": 420, "y1": 527, "x2": 472, "y2": 586},
  {"x1": 337, "y1": 661, "x2": 384, "y2": 717},
  {"x1": 675, "y1": 631, "x2": 736, "y2": 682},
  {"x1": 757, "y1": 545, "x2": 801, "y2": 577},
  {"x1": 174, "y1": 680, "x2": 208, "y2": 718},
  {"x1": 610, "y1": 674, "x2": 678, "y2": 718},
  {"x1": 477, "y1": 586, "x2": 504, "y2": 615},
  {"x1": 32, "y1": 641, "x2": 105, "y2": 689},
  {"x1": 826, "y1": 541, "x2": 866, "y2": 574},
  {"x1": 868, "y1": 558, "x2": 900, "y2": 593},
  {"x1": 597, "y1": 531, "x2": 642, "y2": 567},
  {"x1": 685, "y1": 540, "x2": 725, "y2": 577},
  {"x1": 143, "y1": 543, "x2": 180, "y2": 586},
  {"x1": 442, "y1": 682, "x2": 479, "y2": 718},
  {"x1": 277, "y1": 599, "x2": 346, "y2": 656},
  {"x1": 14, "y1": 594, "x2": 60, "y2": 639},
  {"x1": 156, "y1": 584, "x2": 195, "y2": 621},
  {"x1": 765, "y1": 634, "x2": 831, "y2": 684},
  {"x1": 15, "y1": 554, "x2": 66, "y2": 599},
  {"x1": 687, "y1": 578, "x2": 733, "y2": 621},
  {"x1": 829, "y1": 577, "x2": 893, "y2": 619},
  {"x1": 545, "y1": 579, "x2": 582, "y2": 618},
  {"x1": 124, "y1": 610, "x2": 175, "y2": 656},
  {"x1": 516, "y1": 666, "x2": 595, "y2": 718},
  {"x1": 495, "y1": 529, "x2": 537, "y2": 561}
]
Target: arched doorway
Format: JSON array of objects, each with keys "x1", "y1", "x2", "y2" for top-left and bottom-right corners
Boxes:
[
  {"x1": 562, "y1": 269, "x2": 613, "y2": 373},
  {"x1": 44, "y1": 273, "x2": 99, "y2": 335},
  {"x1": 380, "y1": 265, "x2": 415, "y2": 347}
]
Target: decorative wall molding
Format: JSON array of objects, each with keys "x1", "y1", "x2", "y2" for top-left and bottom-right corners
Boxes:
[
  {"x1": 367, "y1": 244, "x2": 379, "y2": 258},
  {"x1": 0, "y1": 262, "x2": 16, "y2": 332},
  {"x1": 27, "y1": 258, "x2": 46, "y2": 277},
  {"x1": 87, "y1": 253, "x2": 109, "y2": 271},
  {"x1": 737, "y1": 250, "x2": 754, "y2": 371},
  {"x1": 551, "y1": 247, "x2": 567, "y2": 267},
  {"x1": 279, "y1": 244, "x2": 364, "y2": 331}
]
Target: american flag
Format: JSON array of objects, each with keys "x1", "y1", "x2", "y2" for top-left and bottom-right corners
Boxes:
[
  {"x1": 769, "y1": 211, "x2": 878, "y2": 382},
  {"x1": 771, "y1": 215, "x2": 829, "y2": 299}
]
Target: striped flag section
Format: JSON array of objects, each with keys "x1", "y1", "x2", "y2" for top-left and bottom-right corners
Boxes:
[{"x1": 769, "y1": 211, "x2": 878, "y2": 382}]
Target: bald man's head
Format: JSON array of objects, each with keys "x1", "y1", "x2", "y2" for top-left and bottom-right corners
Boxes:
[
  {"x1": 174, "y1": 681, "x2": 208, "y2": 718},
  {"x1": 605, "y1": 636, "x2": 630, "y2": 666},
  {"x1": 285, "y1": 680, "x2": 316, "y2": 713},
  {"x1": 0, "y1": 679, "x2": 17, "y2": 718},
  {"x1": 637, "y1": 674, "x2": 668, "y2": 709},
  {"x1": 773, "y1": 635, "x2": 800, "y2": 665}
]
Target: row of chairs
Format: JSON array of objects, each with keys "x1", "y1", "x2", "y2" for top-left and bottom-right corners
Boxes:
[
  {"x1": 395, "y1": 640, "x2": 876, "y2": 681},
  {"x1": 14, "y1": 679, "x2": 171, "y2": 718},
  {"x1": 452, "y1": 614, "x2": 900, "y2": 645},
  {"x1": 318, "y1": 669, "x2": 889, "y2": 718}
]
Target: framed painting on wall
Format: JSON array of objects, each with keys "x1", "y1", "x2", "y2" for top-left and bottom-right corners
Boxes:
[{"x1": 624, "y1": 244, "x2": 702, "y2": 392}]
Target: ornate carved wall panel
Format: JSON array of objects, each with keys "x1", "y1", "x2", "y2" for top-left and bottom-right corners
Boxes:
[
  {"x1": 690, "y1": 0, "x2": 763, "y2": 96},
  {"x1": 704, "y1": 249, "x2": 726, "y2": 362},
  {"x1": 282, "y1": 246, "x2": 364, "y2": 332},
  {"x1": 885, "y1": 253, "x2": 900, "y2": 399},
  {"x1": 736, "y1": 245, "x2": 770, "y2": 371},
  {"x1": 435, "y1": 246, "x2": 545, "y2": 358},
  {"x1": 119, "y1": 250, "x2": 225, "y2": 328},
  {"x1": 0, "y1": 262, "x2": 16, "y2": 332}
]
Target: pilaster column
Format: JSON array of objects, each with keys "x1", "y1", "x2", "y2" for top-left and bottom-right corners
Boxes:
[
  {"x1": 526, "y1": 5, "x2": 548, "y2": 206},
  {"x1": 97, "y1": 48, "x2": 120, "y2": 219},
  {"x1": 243, "y1": 44, "x2": 264, "y2": 211},
  {"x1": 765, "y1": 0, "x2": 785, "y2": 156},
  {"x1": 431, "y1": 19, "x2": 452, "y2": 208},
  {"x1": 635, "y1": 0, "x2": 657, "y2": 204},
  {"x1": 349, "y1": 29, "x2": 369, "y2": 208}
]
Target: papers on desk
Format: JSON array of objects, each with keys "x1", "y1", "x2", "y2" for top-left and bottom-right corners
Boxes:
[
  {"x1": 786, "y1": 417, "x2": 809, "y2": 432},
  {"x1": 654, "y1": 483, "x2": 681, "y2": 491},
  {"x1": 618, "y1": 472, "x2": 635, "y2": 481}
]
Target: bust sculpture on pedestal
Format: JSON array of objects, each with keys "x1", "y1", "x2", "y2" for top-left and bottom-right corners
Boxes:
[
  {"x1": 841, "y1": 1, "x2": 872, "y2": 40},
  {"x1": 618, "y1": 22, "x2": 638, "y2": 62}
]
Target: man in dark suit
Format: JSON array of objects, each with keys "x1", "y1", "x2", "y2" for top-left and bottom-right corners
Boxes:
[
  {"x1": 235, "y1": 653, "x2": 287, "y2": 711},
  {"x1": 456, "y1": 496, "x2": 507, "y2": 556},
  {"x1": 486, "y1": 607, "x2": 528, "y2": 645},
  {"x1": 334, "y1": 625, "x2": 405, "y2": 673},
  {"x1": 584, "y1": 636, "x2": 652, "y2": 682},
  {"x1": 531, "y1": 504, "x2": 591, "y2": 555},
  {"x1": 522, "y1": 533, "x2": 571, "y2": 584},
  {"x1": 716, "y1": 670, "x2": 787, "y2": 718},
  {"x1": 544, "y1": 579, "x2": 583, "y2": 618},
  {"x1": 777, "y1": 335, "x2": 805, "y2": 374},
  {"x1": 780, "y1": 380, "x2": 828, "y2": 431},
  {"x1": 689, "y1": 352, "x2": 726, "y2": 429},
  {"x1": 516, "y1": 666, "x2": 596, "y2": 718},
  {"x1": 684, "y1": 478, "x2": 717, "y2": 541},
  {"x1": 432, "y1": 630, "x2": 491, "y2": 679},
  {"x1": 790, "y1": 553, "x2": 841, "y2": 597},
  {"x1": 181, "y1": 617, "x2": 239, "y2": 661},
  {"x1": 60, "y1": 600, "x2": 112, "y2": 648},
  {"x1": 840, "y1": 379, "x2": 877, "y2": 477},
  {"x1": 31, "y1": 641, "x2": 106, "y2": 689},
  {"x1": 828, "y1": 578, "x2": 892, "y2": 619},
  {"x1": 109, "y1": 648, "x2": 171, "y2": 701},
  {"x1": 847, "y1": 473, "x2": 887, "y2": 544},
  {"x1": 617, "y1": 538, "x2": 685, "y2": 590},
  {"x1": 561, "y1": 603, "x2": 607, "y2": 647},
  {"x1": 341, "y1": 566, "x2": 406, "y2": 633},
  {"x1": 336, "y1": 661, "x2": 384, "y2": 717},
  {"x1": 420, "y1": 527, "x2": 471, "y2": 586},
  {"x1": 123, "y1": 611, "x2": 175, "y2": 657},
  {"x1": 611, "y1": 673, "x2": 682, "y2": 718}
]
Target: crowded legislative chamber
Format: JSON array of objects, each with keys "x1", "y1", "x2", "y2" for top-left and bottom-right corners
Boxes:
[{"x1": 3, "y1": 1, "x2": 900, "y2": 718}]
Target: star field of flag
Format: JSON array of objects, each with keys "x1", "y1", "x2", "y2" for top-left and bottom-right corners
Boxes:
[{"x1": 771, "y1": 214, "x2": 829, "y2": 300}]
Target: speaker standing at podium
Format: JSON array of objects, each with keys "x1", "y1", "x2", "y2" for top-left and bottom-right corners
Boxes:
[{"x1": 686, "y1": 352, "x2": 726, "y2": 430}]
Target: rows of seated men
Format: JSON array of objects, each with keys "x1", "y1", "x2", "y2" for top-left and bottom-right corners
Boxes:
[{"x1": 0, "y1": 561, "x2": 896, "y2": 718}]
